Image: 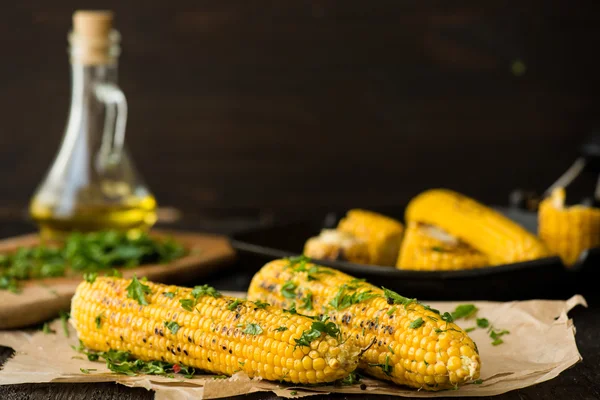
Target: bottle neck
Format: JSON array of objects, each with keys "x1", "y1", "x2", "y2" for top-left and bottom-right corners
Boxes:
[{"x1": 70, "y1": 62, "x2": 118, "y2": 103}]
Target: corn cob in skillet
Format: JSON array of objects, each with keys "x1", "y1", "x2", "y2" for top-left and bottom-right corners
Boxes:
[
  {"x1": 337, "y1": 209, "x2": 404, "y2": 266},
  {"x1": 405, "y1": 189, "x2": 549, "y2": 264},
  {"x1": 539, "y1": 187, "x2": 600, "y2": 266},
  {"x1": 303, "y1": 229, "x2": 371, "y2": 264},
  {"x1": 397, "y1": 222, "x2": 488, "y2": 271},
  {"x1": 248, "y1": 258, "x2": 481, "y2": 390},
  {"x1": 70, "y1": 277, "x2": 360, "y2": 384}
]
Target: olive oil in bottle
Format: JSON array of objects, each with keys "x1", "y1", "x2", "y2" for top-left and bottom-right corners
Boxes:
[{"x1": 29, "y1": 11, "x2": 157, "y2": 239}]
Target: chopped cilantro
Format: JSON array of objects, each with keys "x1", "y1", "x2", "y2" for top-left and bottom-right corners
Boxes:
[
  {"x1": 180, "y1": 298, "x2": 196, "y2": 312},
  {"x1": 83, "y1": 272, "x2": 97, "y2": 284},
  {"x1": 253, "y1": 300, "x2": 270, "y2": 309},
  {"x1": 409, "y1": 317, "x2": 424, "y2": 329},
  {"x1": 465, "y1": 327, "x2": 476, "y2": 333},
  {"x1": 451, "y1": 304, "x2": 478, "y2": 320},
  {"x1": 212, "y1": 375, "x2": 228, "y2": 379},
  {"x1": 388, "y1": 345, "x2": 395, "y2": 354},
  {"x1": 329, "y1": 285, "x2": 379, "y2": 311},
  {"x1": 126, "y1": 275, "x2": 151, "y2": 306},
  {"x1": 431, "y1": 246, "x2": 446, "y2": 253},
  {"x1": 441, "y1": 312, "x2": 454, "y2": 323},
  {"x1": 427, "y1": 316, "x2": 438, "y2": 322},
  {"x1": 491, "y1": 338, "x2": 504, "y2": 346},
  {"x1": 477, "y1": 318, "x2": 490, "y2": 328},
  {"x1": 386, "y1": 306, "x2": 398, "y2": 316},
  {"x1": 59, "y1": 311, "x2": 70, "y2": 337},
  {"x1": 191, "y1": 284, "x2": 221, "y2": 298},
  {"x1": 243, "y1": 323, "x2": 263, "y2": 335},
  {"x1": 80, "y1": 368, "x2": 97, "y2": 374},
  {"x1": 95, "y1": 313, "x2": 104, "y2": 329},
  {"x1": 290, "y1": 391, "x2": 297, "y2": 395},
  {"x1": 281, "y1": 281, "x2": 297, "y2": 299},
  {"x1": 339, "y1": 371, "x2": 361, "y2": 385},
  {"x1": 164, "y1": 321, "x2": 180, "y2": 334},
  {"x1": 110, "y1": 268, "x2": 122, "y2": 278},
  {"x1": 301, "y1": 292, "x2": 313, "y2": 311},
  {"x1": 368, "y1": 354, "x2": 392, "y2": 376},
  {"x1": 275, "y1": 326, "x2": 288, "y2": 332},
  {"x1": 295, "y1": 320, "x2": 340, "y2": 348},
  {"x1": 228, "y1": 299, "x2": 243, "y2": 311},
  {"x1": 42, "y1": 322, "x2": 55, "y2": 334},
  {"x1": 382, "y1": 287, "x2": 415, "y2": 307},
  {"x1": 474, "y1": 379, "x2": 483, "y2": 384}
]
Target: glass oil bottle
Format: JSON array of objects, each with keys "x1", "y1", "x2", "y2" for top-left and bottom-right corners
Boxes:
[{"x1": 29, "y1": 11, "x2": 157, "y2": 239}]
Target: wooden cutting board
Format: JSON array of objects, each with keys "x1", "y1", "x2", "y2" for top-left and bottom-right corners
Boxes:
[{"x1": 0, "y1": 230, "x2": 236, "y2": 330}]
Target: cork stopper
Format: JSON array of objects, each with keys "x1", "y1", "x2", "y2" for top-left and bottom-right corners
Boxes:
[
  {"x1": 73, "y1": 10, "x2": 113, "y2": 38},
  {"x1": 70, "y1": 10, "x2": 119, "y2": 65}
]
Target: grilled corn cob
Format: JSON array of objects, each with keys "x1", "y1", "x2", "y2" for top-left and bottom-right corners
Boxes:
[
  {"x1": 248, "y1": 258, "x2": 481, "y2": 390},
  {"x1": 397, "y1": 222, "x2": 488, "y2": 271},
  {"x1": 304, "y1": 229, "x2": 371, "y2": 264},
  {"x1": 405, "y1": 189, "x2": 549, "y2": 264},
  {"x1": 337, "y1": 209, "x2": 404, "y2": 266},
  {"x1": 539, "y1": 187, "x2": 600, "y2": 266},
  {"x1": 70, "y1": 277, "x2": 359, "y2": 384}
]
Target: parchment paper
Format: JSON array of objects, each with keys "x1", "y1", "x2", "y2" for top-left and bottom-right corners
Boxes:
[{"x1": 0, "y1": 295, "x2": 586, "y2": 399}]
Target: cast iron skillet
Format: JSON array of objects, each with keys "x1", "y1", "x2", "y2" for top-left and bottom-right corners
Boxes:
[{"x1": 230, "y1": 208, "x2": 595, "y2": 301}]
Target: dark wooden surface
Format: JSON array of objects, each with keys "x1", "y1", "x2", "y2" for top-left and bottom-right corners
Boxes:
[
  {"x1": 1, "y1": 1, "x2": 600, "y2": 217},
  {"x1": 1, "y1": 219, "x2": 600, "y2": 399}
]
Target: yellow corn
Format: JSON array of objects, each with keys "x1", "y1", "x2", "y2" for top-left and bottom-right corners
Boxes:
[
  {"x1": 397, "y1": 222, "x2": 488, "y2": 271},
  {"x1": 539, "y1": 187, "x2": 600, "y2": 266},
  {"x1": 248, "y1": 258, "x2": 481, "y2": 390},
  {"x1": 405, "y1": 189, "x2": 549, "y2": 264},
  {"x1": 70, "y1": 277, "x2": 359, "y2": 384},
  {"x1": 303, "y1": 229, "x2": 371, "y2": 264},
  {"x1": 337, "y1": 209, "x2": 404, "y2": 266}
]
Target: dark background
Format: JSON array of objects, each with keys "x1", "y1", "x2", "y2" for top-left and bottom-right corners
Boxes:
[{"x1": 2, "y1": 1, "x2": 599, "y2": 222}]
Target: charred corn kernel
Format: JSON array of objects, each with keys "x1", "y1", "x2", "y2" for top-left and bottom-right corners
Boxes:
[
  {"x1": 70, "y1": 277, "x2": 359, "y2": 384},
  {"x1": 539, "y1": 187, "x2": 600, "y2": 266},
  {"x1": 405, "y1": 189, "x2": 549, "y2": 264},
  {"x1": 248, "y1": 259, "x2": 481, "y2": 391},
  {"x1": 337, "y1": 209, "x2": 404, "y2": 266},
  {"x1": 303, "y1": 229, "x2": 371, "y2": 264},
  {"x1": 397, "y1": 222, "x2": 488, "y2": 271}
]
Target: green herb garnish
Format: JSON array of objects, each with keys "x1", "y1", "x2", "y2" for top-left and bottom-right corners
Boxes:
[
  {"x1": 451, "y1": 304, "x2": 478, "y2": 320},
  {"x1": 474, "y1": 379, "x2": 483, "y2": 384},
  {"x1": 431, "y1": 246, "x2": 446, "y2": 253},
  {"x1": 83, "y1": 272, "x2": 97, "y2": 284},
  {"x1": 243, "y1": 323, "x2": 263, "y2": 335},
  {"x1": 95, "y1": 313, "x2": 104, "y2": 329},
  {"x1": 0, "y1": 231, "x2": 186, "y2": 293},
  {"x1": 368, "y1": 354, "x2": 392, "y2": 376},
  {"x1": 164, "y1": 321, "x2": 180, "y2": 334},
  {"x1": 275, "y1": 326, "x2": 288, "y2": 332},
  {"x1": 80, "y1": 368, "x2": 97, "y2": 374},
  {"x1": 301, "y1": 292, "x2": 313, "y2": 311},
  {"x1": 253, "y1": 300, "x2": 270, "y2": 309},
  {"x1": 163, "y1": 291, "x2": 176, "y2": 299},
  {"x1": 126, "y1": 275, "x2": 151, "y2": 306},
  {"x1": 441, "y1": 312, "x2": 454, "y2": 323},
  {"x1": 465, "y1": 327, "x2": 476, "y2": 333},
  {"x1": 42, "y1": 322, "x2": 55, "y2": 334},
  {"x1": 191, "y1": 284, "x2": 221, "y2": 299},
  {"x1": 388, "y1": 345, "x2": 395, "y2": 354},
  {"x1": 382, "y1": 287, "x2": 415, "y2": 307},
  {"x1": 180, "y1": 298, "x2": 196, "y2": 312},
  {"x1": 228, "y1": 299, "x2": 243, "y2": 311},
  {"x1": 339, "y1": 371, "x2": 361, "y2": 385},
  {"x1": 295, "y1": 319, "x2": 340, "y2": 348},
  {"x1": 281, "y1": 281, "x2": 297, "y2": 299},
  {"x1": 477, "y1": 318, "x2": 490, "y2": 328},
  {"x1": 409, "y1": 317, "x2": 424, "y2": 329},
  {"x1": 329, "y1": 285, "x2": 379, "y2": 310},
  {"x1": 59, "y1": 311, "x2": 70, "y2": 337}
]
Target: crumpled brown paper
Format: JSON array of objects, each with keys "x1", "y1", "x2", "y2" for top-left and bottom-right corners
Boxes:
[{"x1": 0, "y1": 295, "x2": 586, "y2": 399}]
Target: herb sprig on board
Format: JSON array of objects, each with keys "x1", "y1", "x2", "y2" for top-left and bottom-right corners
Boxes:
[{"x1": 0, "y1": 231, "x2": 186, "y2": 292}]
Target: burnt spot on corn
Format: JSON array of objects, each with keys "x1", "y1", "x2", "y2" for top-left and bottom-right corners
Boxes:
[
  {"x1": 229, "y1": 349, "x2": 232, "y2": 354},
  {"x1": 234, "y1": 313, "x2": 240, "y2": 320},
  {"x1": 341, "y1": 314, "x2": 352, "y2": 324},
  {"x1": 154, "y1": 327, "x2": 159, "y2": 335},
  {"x1": 188, "y1": 336, "x2": 193, "y2": 343},
  {"x1": 177, "y1": 346, "x2": 181, "y2": 352},
  {"x1": 159, "y1": 329, "x2": 164, "y2": 337},
  {"x1": 143, "y1": 338, "x2": 147, "y2": 343},
  {"x1": 184, "y1": 349, "x2": 188, "y2": 356},
  {"x1": 120, "y1": 335, "x2": 124, "y2": 341},
  {"x1": 222, "y1": 346, "x2": 227, "y2": 350},
  {"x1": 208, "y1": 357, "x2": 212, "y2": 362}
]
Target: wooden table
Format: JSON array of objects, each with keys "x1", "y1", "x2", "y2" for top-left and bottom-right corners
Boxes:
[{"x1": 1, "y1": 220, "x2": 599, "y2": 399}]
